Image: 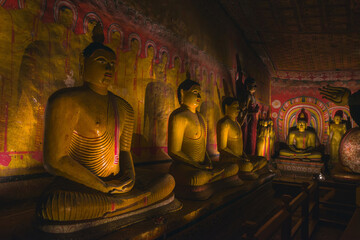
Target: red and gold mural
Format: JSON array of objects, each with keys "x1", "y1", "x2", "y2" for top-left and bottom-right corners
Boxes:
[
  {"x1": 271, "y1": 77, "x2": 358, "y2": 148},
  {"x1": 0, "y1": 0, "x2": 271, "y2": 177}
]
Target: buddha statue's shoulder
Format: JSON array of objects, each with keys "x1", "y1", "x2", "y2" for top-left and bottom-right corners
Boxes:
[
  {"x1": 169, "y1": 107, "x2": 190, "y2": 121},
  {"x1": 304, "y1": 129, "x2": 316, "y2": 135},
  {"x1": 217, "y1": 116, "x2": 231, "y2": 128},
  {"x1": 47, "y1": 86, "x2": 89, "y2": 106}
]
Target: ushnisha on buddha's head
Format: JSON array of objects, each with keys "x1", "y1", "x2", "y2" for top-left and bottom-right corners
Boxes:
[
  {"x1": 81, "y1": 28, "x2": 116, "y2": 95},
  {"x1": 177, "y1": 79, "x2": 201, "y2": 112},
  {"x1": 334, "y1": 110, "x2": 343, "y2": 124},
  {"x1": 222, "y1": 97, "x2": 240, "y2": 119},
  {"x1": 297, "y1": 109, "x2": 308, "y2": 132}
]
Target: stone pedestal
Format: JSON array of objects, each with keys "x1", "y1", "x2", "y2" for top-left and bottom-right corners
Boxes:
[{"x1": 275, "y1": 158, "x2": 324, "y2": 177}]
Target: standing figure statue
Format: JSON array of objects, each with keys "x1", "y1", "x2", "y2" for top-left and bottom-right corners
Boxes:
[
  {"x1": 319, "y1": 86, "x2": 360, "y2": 174},
  {"x1": 235, "y1": 55, "x2": 259, "y2": 156},
  {"x1": 37, "y1": 36, "x2": 178, "y2": 233},
  {"x1": 328, "y1": 110, "x2": 347, "y2": 164},
  {"x1": 256, "y1": 117, "x2": 275, "y2": 161}
]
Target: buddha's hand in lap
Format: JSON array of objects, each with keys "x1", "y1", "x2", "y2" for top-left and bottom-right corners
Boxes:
[
  {"x1": 106, "y1": 176, "x2": 134, "y2": 194},
  {"x1": 210, "y1": 167, "x2": 225, "y2": 177},
  {"x1": 194, "y1": 162, "x2": 213, "y2": 170}
]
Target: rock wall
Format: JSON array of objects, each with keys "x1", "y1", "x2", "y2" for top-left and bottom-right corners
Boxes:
[{"x1": 0, "y1": 0, "x2": 270, "y2": 177}]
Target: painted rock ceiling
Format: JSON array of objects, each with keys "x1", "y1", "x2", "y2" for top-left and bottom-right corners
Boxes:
[{"x1": 219, "y1": 0, "x2": 360, "y2": 76}]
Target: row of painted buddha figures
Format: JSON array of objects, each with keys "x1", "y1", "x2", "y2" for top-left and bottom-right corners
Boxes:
[{"x1": 36, "y1": 40, "x2": 269, "y2": 228}]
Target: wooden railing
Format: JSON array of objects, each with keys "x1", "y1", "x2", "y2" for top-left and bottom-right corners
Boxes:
[{"x1": 243, "y1": 180, "x2": 319, "y2": 240}]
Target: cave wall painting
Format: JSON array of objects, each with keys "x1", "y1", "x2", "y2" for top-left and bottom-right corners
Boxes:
[{"x1": 0, "y1": 0, "x2": 270, "y2": 177}]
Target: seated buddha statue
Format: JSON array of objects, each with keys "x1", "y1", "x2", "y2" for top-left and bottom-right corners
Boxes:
[
  {"x1": 328, "y1": 110, "x2": 347, "y2": 164},
  {"x1": 168, "y1": 79, "x2": 241, "y2": 200},
  {"x1": 279, "y1": 109, "x2": 322, "y2": 161},
  {"x1": 36, "y1": 40, "x2": 177, "y2": 228},
  {"x1": 217, "y1": 97, "x2": 267, "y2": 179}
]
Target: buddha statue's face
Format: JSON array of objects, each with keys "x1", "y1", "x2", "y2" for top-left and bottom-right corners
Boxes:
[
  {"x1": 174, "y1": 58, "x2": 180, "y2": 69},
  {"x1": 59, "y1": 7, "x2": 74, "y2": 28},
  {"x1": 225, "y1": 101, "x2": 240, "y2": 119},
  {"x1": 297, "y1": 121, "x2": 307, "y2": 132},
  {"x1": 334, "y1": 116, "x2": 341, "y2": 124},
  {"x1": 87, "y1": 20, "x2": 97, "y2": 34},
  {"x1": 263, "y1": 120, "x2": 268, "y2": 127},
  {"x1": 248, "y1": 82, "x2": 256, "y2": 94},
  {"x1": 147, "y1": 46, "x2": 154, "y2": 59},
  {"x1": 26, "y1": 0, "x2": 42, "y2": 13},
  {"x1": 161, "y1": 53, "x2": 168, "y2": 66},
  {"x1": 83, "y1": 49, "x2": 116, "y2": 89},
  {"x1": 111, "y1": 31, "x2": 122, "y2": 48},
  {"x1": 131, "y1": 39, "x2": 139, "y2": 53},
  {"x1": 181, "y1": 85, "x2": 201, "y2": 109}
]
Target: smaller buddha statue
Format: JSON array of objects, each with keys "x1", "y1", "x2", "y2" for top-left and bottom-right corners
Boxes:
[
  {"x1": 168, "y1": 80, "x2": 241, "y2": 200},
  {"x1": 279, "y1": 109, "x2": 322, "y2": 161},
  {"x1": 319, "y1": 86, "x2": 360, "y2": 177},
  {"x1": 256, "y1": 117, "x2": 276, "y2": 160},
  {"x1": 328, "y1": 110, "x2": 347, "y2": 164},
  {"x1": 217, "y1": 97, "x2": 267, "y2": 179},
  {"x1": 256, "y1": 119, "x2": 267, "y2": 157},
  {"x1": 268, "y1": 119, "x2": 276, "y2": 159}
]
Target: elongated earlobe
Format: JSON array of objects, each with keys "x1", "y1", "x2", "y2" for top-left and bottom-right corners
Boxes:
[
  {"x1": 180, "y1": 89, "x2": 184, "y2": 104},
  {"x1": 79, "y1": 55, "x2": 84, "y2": 79}
]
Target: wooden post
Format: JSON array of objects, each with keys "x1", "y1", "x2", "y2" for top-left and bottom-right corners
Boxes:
[
  {"x1": 313, "y1": 177, "x2": 319, "y2": 221},
  {"x1": 301, "y1": 182, "x2": 310, "y2": 240},
  {"x1": 281, "y1": 195, "x2": 292, "y2": 240}
]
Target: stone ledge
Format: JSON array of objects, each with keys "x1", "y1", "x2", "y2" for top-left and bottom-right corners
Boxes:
[{"x1": 3, "y1": 173, "x2": 277, "y2": 240}]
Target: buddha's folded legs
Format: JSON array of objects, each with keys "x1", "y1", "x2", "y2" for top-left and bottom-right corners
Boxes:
[
  {"x1": 220, "y1": 156, "x2": 267, "y2": 173},
  {"x1": 247, "y1": 155, "x2": 267, "y2": 172},
  {"x1": 279, "y1": 149, "x2": 322, "y2": 159},
  {"x1": 169, "y1": 161, "x2": 238, "y2": 186},
  {"x1": 37, "y1": 170, "x2": 175, "y2": 221}
]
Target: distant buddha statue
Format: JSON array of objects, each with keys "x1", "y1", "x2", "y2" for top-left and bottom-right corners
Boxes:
[
  {"x1": 217, "y1": 97, "x2": 267, "y2": 179},
  {"x1": 279, "y1": 109, "x2": 322, "y2": 161},
  {"x1": 328, "y1": 110, "x2": 347, "y2": 164},
  {"x1": 256, "y1": 117, "x2": 275, "y2": 160},
  {"x1": 37, "y1": 39, "x2": 177, "y2": 228},
  {"x1": 168, "y1": 80, "x2": 240, "y2": 199},
  {"x1": 319, "y1": 86, "x2": 360, "y2": 175}
]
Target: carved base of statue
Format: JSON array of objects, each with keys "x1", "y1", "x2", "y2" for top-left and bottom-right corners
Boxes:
[
  {"x1": 37, "y1": 168, "x2": 181, "y2": 233},
  {"x1": 279, "y1": 149, "x2": 322, "y2": 161},
  {"x1": 330, "y1": 163, "x2": 360, "y2": 183},
  {"x1": 275, "y1": 157, "x2": 324, "y2": 177},
  {"x1": 169, "y1": 161, "x2": 243, "y2": 200}
]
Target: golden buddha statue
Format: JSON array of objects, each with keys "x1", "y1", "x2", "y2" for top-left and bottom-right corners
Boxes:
[
  {"x1": 279, "y1": 109, "x2": 322, "y2": 161},
  {"x1": 37, "y1": 40, "x2": 177, "y2": 227},
  {"x1": 256, "y1": 117, "x2": 275, "y2": 160},
  {"x1": 319, "y1": 86, "x2": 360, "y2": 177},
  {"x1": 328, "y1": 110, "x2": 347, "y2": 164},
  {"x1": 217, "y1": 97, "x2": 267, "y2": 179},
  {"x1": 168, "y1": 80, "x2": 240, "y2": 199},
  {"x1": 269, "y1": 119, "x2": 276, "y2": 159}
]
